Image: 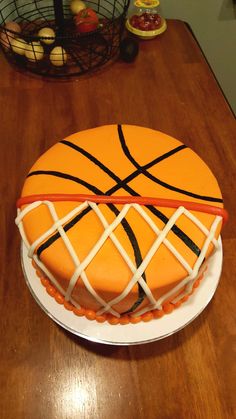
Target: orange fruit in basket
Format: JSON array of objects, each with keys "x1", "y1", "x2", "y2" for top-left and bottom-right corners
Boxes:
[
  {"x1": 0, "y1": 31, "x2": 14, "y2": 50},
  {"x1": 75, "y1": 8, "x2": 99, "y2": 33},
  {"x1": 0, "y1": 21, "x2": 21, "y2": 50},
  {"x1": 5, "y1": 21, "x2": 21, "y2": 34}
]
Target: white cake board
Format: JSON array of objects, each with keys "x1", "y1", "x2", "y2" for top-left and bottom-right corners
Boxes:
[{"x1": 21, "y1": 238, "x2": 223, "y2": 346}]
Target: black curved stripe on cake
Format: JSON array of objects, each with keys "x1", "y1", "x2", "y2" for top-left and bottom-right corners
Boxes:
[
  {"x1": 27, "y1": 170, "x2": 147, "y2": 308},
  {"x1": 60, "y1": 139, "x2": 124, "y2": 185},
  {"x1": 117, "y1": 124, "x2": 223, "y2": 204},
  {"x1": 60, "y1": 139, "x2": 188, "y2": 192},
  {"x1": 60, "y1": 139, "x2": 200, "y2": 256},
  {"x1": 107, "y1": 145, "x2": 188, "y2": 194}
]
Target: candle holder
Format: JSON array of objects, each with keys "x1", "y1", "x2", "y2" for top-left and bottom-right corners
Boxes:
[{"x1": 0, "y1": 0, "x2": 130, "y2": 77}]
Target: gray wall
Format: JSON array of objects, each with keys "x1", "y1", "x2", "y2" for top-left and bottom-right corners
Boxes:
[{"x1": 160, "y1": 0, "x2": 236, "y2": 115}]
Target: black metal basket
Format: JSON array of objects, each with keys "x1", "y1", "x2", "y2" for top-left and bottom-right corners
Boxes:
[{"x1": 0, "y1": 0, "x2": 130, "y2": 77}]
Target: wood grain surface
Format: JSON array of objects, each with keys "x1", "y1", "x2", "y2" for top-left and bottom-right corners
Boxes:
[{"x1": 0, "y1": 20, "x2": 235, "y2": 419}]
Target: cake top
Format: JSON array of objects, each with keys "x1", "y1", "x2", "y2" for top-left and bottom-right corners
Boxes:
[{"x1": 20, "y1": 124, "x2": 224, "y2": 202}]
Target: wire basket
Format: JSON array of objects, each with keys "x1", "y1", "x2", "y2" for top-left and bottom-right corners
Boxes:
[{"x1": 0, "y1": 0, "x2": 130, "y2": 77}]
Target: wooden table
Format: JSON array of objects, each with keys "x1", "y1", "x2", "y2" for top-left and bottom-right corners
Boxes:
[{"x1": 1, "y1": 20, "x2": 235, "y2": 419}]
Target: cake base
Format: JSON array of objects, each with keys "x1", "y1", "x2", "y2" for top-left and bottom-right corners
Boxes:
[{"x1": 21, "y1": 238, "x2": 223, "y2": 346}]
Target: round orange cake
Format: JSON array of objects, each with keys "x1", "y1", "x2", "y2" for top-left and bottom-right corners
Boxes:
[{"x1": 16, "y1": 125, "x2": 226, "y2": 323}]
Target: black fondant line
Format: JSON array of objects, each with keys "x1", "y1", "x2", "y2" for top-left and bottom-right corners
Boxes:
[
  {"x1": 122, "y1": 295, "x2": 146, "y2": 315},
  {"x1": 27, "y1": 170, "x2": 103, "y2": 194},
  {"x1": 142, "y1": 145, "x2": 187, "y2": 169},
  {"x1": 117, "y1": 124, "x2": 223, "y2": 204},
  {"x1": 60, "y1": 140, "x2": 122, "y2": 184}
]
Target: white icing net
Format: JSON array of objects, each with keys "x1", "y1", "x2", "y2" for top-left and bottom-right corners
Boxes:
[{"x1": 15, "y1": 200, "x2": 222, "y2": 317}]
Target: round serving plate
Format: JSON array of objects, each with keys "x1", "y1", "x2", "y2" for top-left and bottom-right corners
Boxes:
[{"x1": 21, "y1": 238, "x2": 223, "y2": 346}]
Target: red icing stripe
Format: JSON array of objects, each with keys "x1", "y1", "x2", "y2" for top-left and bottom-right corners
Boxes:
[{"x1": 17, "y1": 194, "x2": 228, "y2": 224}]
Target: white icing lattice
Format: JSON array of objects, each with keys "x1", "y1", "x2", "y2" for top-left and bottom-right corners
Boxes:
[{"x1": 15, "y1": 201, "x2": 222, "y2": 317}]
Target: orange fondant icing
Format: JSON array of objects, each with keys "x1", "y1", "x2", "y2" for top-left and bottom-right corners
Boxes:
[{"x1": 18, "y1": 125, "x2": 225, "y2": 321}]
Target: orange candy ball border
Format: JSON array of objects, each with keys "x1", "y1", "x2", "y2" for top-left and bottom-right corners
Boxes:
[{"x1": 33, "y1": 261, "x2": 206, "y2": 325}]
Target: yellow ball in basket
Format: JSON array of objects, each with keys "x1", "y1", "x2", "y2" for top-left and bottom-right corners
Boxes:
[
  {"x1": 38, "y1": 27, "x2": 55, "y2": 45},
  {"x1": 50, "y1": 46, "x2": 67, "y2": 67},
  {"x1": 11, "y1": 38, "x2": 26, "y2": 55},
  {"x1": 70, "y1": 0, "x2": 86, "y2": 15},
  {"x1": 25, "y1": 42, "x2": 44, "y2": 62}
]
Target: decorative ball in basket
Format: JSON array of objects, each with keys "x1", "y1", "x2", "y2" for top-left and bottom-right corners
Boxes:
[{"x1": 0, "y1": 0, "x2": 130, "y2": 77}]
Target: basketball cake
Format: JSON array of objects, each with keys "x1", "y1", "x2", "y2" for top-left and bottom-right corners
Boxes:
[{"x1": 16, "y1": 125, "x2": 227, "y2": 324}]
